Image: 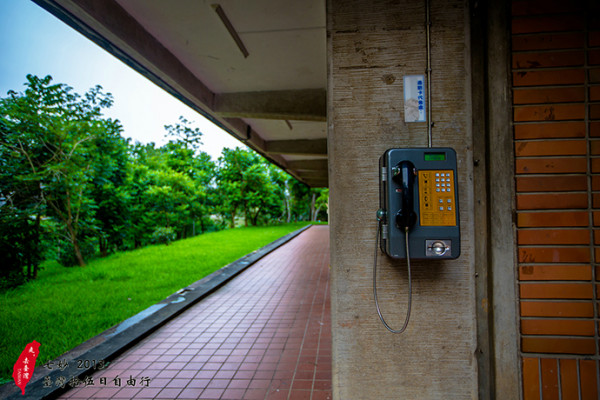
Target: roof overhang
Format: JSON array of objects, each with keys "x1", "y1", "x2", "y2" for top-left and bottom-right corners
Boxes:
[{"x1": 33, "y1": 0, "x2": 328, "y2": 187}]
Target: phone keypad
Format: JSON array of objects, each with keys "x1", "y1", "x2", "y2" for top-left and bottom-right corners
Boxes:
[{"x1": 418, "y1": 170, "x2": 457, "y2": 226}]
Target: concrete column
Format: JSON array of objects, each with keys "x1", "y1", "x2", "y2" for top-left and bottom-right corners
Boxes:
[{"x1": 327, "y1": 0, "x2": 478, "y2": 398}]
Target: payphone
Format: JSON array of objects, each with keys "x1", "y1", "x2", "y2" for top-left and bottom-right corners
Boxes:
[
  {"x1": 378, "y1": 147, "x2": 460, "y2": 259},
  {"x1": 374, "y1": 147, "x2": 460, "y2": 333}
]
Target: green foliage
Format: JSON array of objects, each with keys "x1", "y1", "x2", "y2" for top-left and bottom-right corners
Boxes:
[
  {"x1": 89, "y1": 124, "x2": 130, "y2": 256},
  {"x1": 164, "y1": 115, "x2": 203, "y2": 153},
  {"x1": 314, "y1": 188, "x2": 329, "y2": 221},
  {"x1": 0, "y1": 222, "x2": 310, "y2": 383},
  {"x1": 56, "y1": 237, "x2": 97, "y2": 267},
  {"x1": 0, "y1": 270, "x2": 26, "y2": 292},
  {"x1": 1, "y1": 74, "x2": 328, "y2": 289},
  {"x1": 150, "y1": 226, "x2": 176, "y2": 245},
  {"x1": 215, "y1": 147, "x2": 288, "y2": 227},
  {"x1": 0, "y1": 74, "x2": 117, "y2": 279}
]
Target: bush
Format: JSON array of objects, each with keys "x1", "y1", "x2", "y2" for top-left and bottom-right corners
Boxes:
[
  {"x1": 0, "y1": 213, "x2": 48, "y2": 287},
  {"x1": 0, "y1": 270, "x2": 27, "y2": 291},
  {"x1": 57, "y1": 239, "x2": 96, "y2": 267},
  {"x1": 150, "y1": 226, "x2": 176, "y2": 245}
]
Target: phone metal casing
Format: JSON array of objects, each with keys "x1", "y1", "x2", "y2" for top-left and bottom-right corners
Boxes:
[{"x1": 379, "y1": 148, "x2": 461, "y2": 259}]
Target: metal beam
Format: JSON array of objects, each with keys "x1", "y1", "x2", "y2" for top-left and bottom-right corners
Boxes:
[
  {"x1": 265, "y1": 139, "x2": 327, "y2": 156},
  {"x1": 214, "y1": 89, "x2": 326, "y2": 121}
]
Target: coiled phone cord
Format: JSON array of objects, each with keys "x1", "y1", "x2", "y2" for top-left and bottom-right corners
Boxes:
[{"x1": 373, "y1": 220, "x2": 412, "y2": 334}]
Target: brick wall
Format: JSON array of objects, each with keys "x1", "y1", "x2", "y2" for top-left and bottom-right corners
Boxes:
[{"x1": 512, "y1": 0, "x2": 600, "y2": 398}]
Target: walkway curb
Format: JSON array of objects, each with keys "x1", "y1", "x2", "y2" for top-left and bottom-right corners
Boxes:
[{"x1": 2, "y1": 225, "x2": 312, "y2": 400}]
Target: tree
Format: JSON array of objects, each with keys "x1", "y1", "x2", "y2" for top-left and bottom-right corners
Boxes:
[
  {"x1": 123, "y1": 151, "x2": 154, "y2": 249},
  {"x1": 0, "y1": 75, "x2": 119, "y2": 267},
  {"x1": 190, "y1": 151, "x2": 216, "y2": 233},
  {"x1": 88, "y1": 125, "x2": 130, "y2": 256},
  {"x1": 243, "y1": 162, "x2": 283, "y2": 226},
  {"x1": 214, "y1": 147, "x2": 325, "y2": 226},
  {"x1": 285, "y1": 180, "x2": 329, "y2": 222},
  {"x1": 311, "y1": 188, "x2": 329, "y2": 221},
  {"x1": 215, "y1": 148, "x2": 249, "y2": 227},
  {"x1": 268, "y1": 165, "x2": 292, "y2": 223},
  {"x1": 215, "y1": 147, "x2": 285, "y2": 227},
  {"x1": 164, "y1": 115, "x2": 203, "y2": 153},
  {"x1": 144, "y1": 168, "x2": 197, "y2": 238},
  {"x1": 162, "y1": 138, "x2": 215, "y2": 235},
  {"x1": 0, "y1": 139, "x2": 46, "y2": 285},
  {"x1": 126, "y1": 138, "x2": 215, "y2": 244},
  {"x1": 288, "y1": 179, "x2": 311, "y2": 221},
  {"x1": 0, "y1": 74, "x2": 324, "y2": 287},
  {"x1": 163, "y1": 119, "x2": 216, "y2": 235}
]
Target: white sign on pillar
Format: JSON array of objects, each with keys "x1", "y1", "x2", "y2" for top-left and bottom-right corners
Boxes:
[{"x1": 404, "y1": 75, "x2": 426, "y2": 123}]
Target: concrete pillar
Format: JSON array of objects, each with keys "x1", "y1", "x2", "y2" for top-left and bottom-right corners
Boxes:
[{"x1": 327, "y1": 0, "x2": 478, "y2": 397}]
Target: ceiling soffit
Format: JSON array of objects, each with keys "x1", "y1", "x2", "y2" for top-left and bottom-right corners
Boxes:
[{"x1": 34, "y1": 0, "x2": 328, "y2": 187}]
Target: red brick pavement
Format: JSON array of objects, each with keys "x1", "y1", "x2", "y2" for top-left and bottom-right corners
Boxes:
[{"x1": 59, "y1": 225, "x2": 331, "y2": 400}]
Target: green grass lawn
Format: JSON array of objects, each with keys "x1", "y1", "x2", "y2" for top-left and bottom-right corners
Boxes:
[{"x1": 0, "y1": 222, "x2": 311, "y2": 384}]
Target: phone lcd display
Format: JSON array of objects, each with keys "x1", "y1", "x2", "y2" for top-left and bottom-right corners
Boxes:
[{"x1": 424, "y1": 152, "x2": 446, "y2": 161}]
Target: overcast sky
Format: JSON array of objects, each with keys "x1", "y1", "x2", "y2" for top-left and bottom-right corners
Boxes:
[{"x1": 0, "y1": 0, "x2": 244, "y2": 160}]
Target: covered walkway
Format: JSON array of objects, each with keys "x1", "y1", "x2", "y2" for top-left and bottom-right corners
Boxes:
[{"x1": 60, "y1": 225, "x2": 331, "y2": 400}]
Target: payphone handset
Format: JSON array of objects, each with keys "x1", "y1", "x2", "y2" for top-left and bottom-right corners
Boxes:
[{"x1": 378, "y1": 148, "x2": 460, "y2": 259}]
